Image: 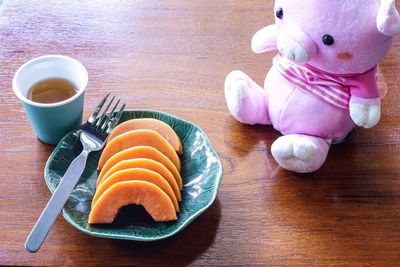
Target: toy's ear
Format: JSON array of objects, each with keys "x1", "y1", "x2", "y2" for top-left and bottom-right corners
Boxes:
[{"x1": 377, "y1": 0, "x2": 400, "y2": 35}]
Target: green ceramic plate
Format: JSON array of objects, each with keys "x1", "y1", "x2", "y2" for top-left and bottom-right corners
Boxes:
[{"x1": 44, "y1": 110, "x2": 223, "y2": 241}]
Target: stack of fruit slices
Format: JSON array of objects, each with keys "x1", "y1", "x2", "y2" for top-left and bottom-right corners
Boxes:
[{"x1": 88, "y1": 118, "x2": 183, "y2": 224}]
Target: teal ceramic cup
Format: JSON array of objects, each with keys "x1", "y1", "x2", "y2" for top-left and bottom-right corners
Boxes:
[{"x1": 12, "y1": 55, "x2": 88, "y2": 145}]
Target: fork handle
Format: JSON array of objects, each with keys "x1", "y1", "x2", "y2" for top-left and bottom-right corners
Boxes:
[{"x1": 25, "y1": 150, "x2": 89, "y2": 253}]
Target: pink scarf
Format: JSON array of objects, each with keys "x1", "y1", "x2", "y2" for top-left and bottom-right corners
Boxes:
[{"x1": 274, "y1": 55, "x2": 351, "y2": 109}]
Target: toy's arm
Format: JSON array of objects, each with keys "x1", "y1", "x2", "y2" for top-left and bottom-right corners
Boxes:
[
  {"x1": 349, "y1": 96, "x2": 381, "y2": 129},
  {"x1": 251, "y1": 24, "x2": 278, "y2": 54},
  {"x1": 348, "y1": 67, "x2": 381, "y2": 129}
]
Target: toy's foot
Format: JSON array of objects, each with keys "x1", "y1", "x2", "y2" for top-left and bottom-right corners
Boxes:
[
  {"x1": 224, "y1": 71, "x2": 270, "y2": 125},
  {"x1": 271, "y1": 134, "x2": 330, "y2": 173}
]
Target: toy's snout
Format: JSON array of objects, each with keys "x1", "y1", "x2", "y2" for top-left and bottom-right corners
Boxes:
[{"x1": 277, "y1": 26, "x2": 317, "y2": 64}]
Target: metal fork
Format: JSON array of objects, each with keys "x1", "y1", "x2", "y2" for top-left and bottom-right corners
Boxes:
[{"x1": 25, "y1": 93, "x2": 125, "y2": 253}]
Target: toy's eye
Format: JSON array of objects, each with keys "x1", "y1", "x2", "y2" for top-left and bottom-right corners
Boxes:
[
  {"x1": 276, "y1": 8, "x2": 283, "y2": 19},
  {"x1": 323, "y1": 34, "x2": 335, "y2": 46}
]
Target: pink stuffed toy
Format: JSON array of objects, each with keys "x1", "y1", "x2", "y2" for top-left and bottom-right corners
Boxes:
[{"x1": 225, "y1": 0, "x2": 400, "y2": 173}]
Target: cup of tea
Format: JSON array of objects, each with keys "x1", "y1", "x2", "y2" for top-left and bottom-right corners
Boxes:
[{"x1": 12, "y1": 55, "x2": 88, "y2": 145}]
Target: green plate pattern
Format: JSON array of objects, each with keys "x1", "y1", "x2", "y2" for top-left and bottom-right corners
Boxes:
[{"x1": 44, "y1": 110, "x2": 223, "y2": 241}]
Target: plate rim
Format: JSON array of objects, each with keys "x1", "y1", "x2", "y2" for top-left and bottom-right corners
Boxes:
[{"x1": 43, "y1": 109, "x2": 223, "y2": 241}]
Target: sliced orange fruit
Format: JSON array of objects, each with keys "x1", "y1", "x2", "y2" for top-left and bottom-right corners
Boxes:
[
  {"x1": 98, "y1": 129, "x2": 181, "y2": 172},
  {"x1": 92, "y1": 168, "x2": 179, "y2": 212},
  {"x1": 107, "y1": 118, "x2": 183, "y2": 154},
  {"x1": 96, "y1": 146, "x2": 183, "y2": 190},
  {"x1": 98, "y1": 158, "x2": 181, "y2": 201},
  {"x1": 88, "y1": 180, "x2": 177, "y2": 223}
]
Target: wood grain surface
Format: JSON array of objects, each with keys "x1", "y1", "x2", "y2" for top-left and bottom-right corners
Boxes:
[{"x1": 1, "y1": 0, "x2": 400, "y2": 266}]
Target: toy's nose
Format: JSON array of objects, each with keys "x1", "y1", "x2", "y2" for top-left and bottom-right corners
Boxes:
[{"x1": 277, "y1": 26, "x2": 317, "y2": 64}]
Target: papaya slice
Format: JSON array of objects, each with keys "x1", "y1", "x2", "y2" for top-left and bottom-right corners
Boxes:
[
  {"x1": 98, "y1": 129, "x2": 181, "y2": 172},
  {"x1": 107, "y1": 118, "x2": 183, "y2": 154},
  {"x1": 96, "y1": 146, "x2": 183, "y2": 190},
  {"x1": 88, "y1": 180, "x2": 177, "y2": 223},
  {"x1": 98, "y1": 158, "x2": 181, "y2": 201},
  {"x1": 92, "y1": 168, "x2": 179, "y2": 212}
]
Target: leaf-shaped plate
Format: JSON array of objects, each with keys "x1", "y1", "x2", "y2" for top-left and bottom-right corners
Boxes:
[{"x1": 44, "y1": 110, "x2": 223, "y2": 241}]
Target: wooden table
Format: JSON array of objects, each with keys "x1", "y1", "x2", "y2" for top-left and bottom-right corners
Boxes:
[{"x1": 1, "y1": 0, "x2": 400, "y2": 265}]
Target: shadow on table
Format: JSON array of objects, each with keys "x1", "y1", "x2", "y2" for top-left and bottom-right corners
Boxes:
[
  {"x1": 378, "y1": 43, "x2": 400, "y2": 99},
  {"x1": 222, "y1": 117, "x2": 280, "y2": 155},
  {"x1": 106, "y1": 198, "x2": 221, "y2": 265},
  {"x1": 265, "y1": 141, "x2": 400, "y2": 262}
]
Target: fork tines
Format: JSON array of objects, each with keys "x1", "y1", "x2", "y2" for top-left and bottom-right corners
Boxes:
[{"x1": 88, "y1": 93, "x2": 126, "y2": 134}]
